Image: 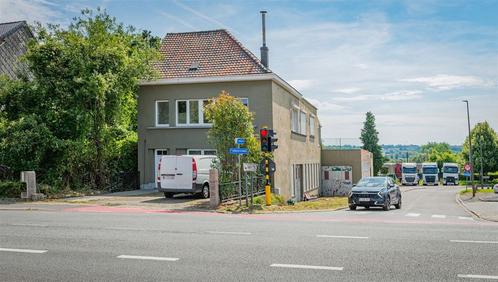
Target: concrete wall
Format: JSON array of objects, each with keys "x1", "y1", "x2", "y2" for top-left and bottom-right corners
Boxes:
[
  {"x1": 272, "y1": 82, "x2": 321, "y2": 199},
  {"x1": 321, "y1": 149, "x2": 373, "y2": 184},
  {"x1": 138, "y1": 80, "x2": 273, "y2": 186}
]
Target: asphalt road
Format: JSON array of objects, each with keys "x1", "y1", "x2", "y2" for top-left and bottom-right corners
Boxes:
[{"x1": 1, "y1": 185, "x2": 497, "y2": 281}]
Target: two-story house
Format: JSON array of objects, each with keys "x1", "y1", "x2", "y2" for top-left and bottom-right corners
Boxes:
[{"x1": 138, "y1": 29, "x2": 321, "y2": 200}]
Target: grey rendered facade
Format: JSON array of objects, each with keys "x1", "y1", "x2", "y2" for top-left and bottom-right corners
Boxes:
[{"x1": 138, "y1": 74, "x2": 321, "y2": 199}]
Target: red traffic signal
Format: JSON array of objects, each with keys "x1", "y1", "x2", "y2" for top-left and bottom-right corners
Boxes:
[{"x1": 260, "y1": 129, "x2": 268, "y2": 138}]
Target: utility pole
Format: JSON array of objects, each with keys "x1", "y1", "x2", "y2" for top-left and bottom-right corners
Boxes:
[
  {"x1": 462, "y1": 100, "x2": 475, "y2": 197},
  {"x1": 480, "y1": 135, "x2": 484, "y2": 189}
]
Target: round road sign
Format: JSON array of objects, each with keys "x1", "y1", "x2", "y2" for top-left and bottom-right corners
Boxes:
[{"x1": 464, "y1": 164, "x2": 471, "y2": 171}]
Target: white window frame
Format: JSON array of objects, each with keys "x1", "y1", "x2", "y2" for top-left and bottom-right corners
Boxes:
[
  {"x1": 300, "y1": 111, "x2": 307, "y2": 135},
  {"x1": 187, "y1": 149, "x2": 217, "y2": 155},
  {"x1": 155, "y1": 100, "x2": 170, "y2": 127},
  {"x1": 291, "y1": 108, "x2": 299, "y2": 133},
  {"x1": 176, "y1": 99, "x2": 212, "y2": 127},
  {"x1": 310, "y1": 114, "x2": 315, "y2": 137}
]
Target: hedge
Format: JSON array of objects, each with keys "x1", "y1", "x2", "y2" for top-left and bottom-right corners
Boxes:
[{"x1": 0, "y1": 181, "x2": 25, "y2": 198}]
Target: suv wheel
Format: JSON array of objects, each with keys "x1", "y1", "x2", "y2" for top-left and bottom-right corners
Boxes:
[
  {"x1": 201, "y1": 184, "x2": 210, "y2": 199},
  {"x1": 383, "y1": 197, "x2": 391, "y2": 211},
  {"x1": 394, "y1": 197, "x2": 402, "y2": 209},
  {"x1": 164, "y1": 192, "x2": 174, "y2": 198},
  {"x1": 349, "y1": 205, "x2": 357, "y2": 210}
]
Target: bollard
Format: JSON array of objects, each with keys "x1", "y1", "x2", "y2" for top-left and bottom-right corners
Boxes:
[{"x1": 209, "y1": 168, "x2": 220, "y2": 209}]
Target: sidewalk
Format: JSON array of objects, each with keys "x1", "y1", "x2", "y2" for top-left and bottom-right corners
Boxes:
[{"x1": 458, "y1": 192, "x2": 498, "y2": 222}]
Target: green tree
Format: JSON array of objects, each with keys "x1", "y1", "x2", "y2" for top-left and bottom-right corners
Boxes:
[
  {"x1": 204, "y1": 91, "x2": 262, "y2": 180},
  {"x1": 0, "y1": 9, "x2": 160, "y2": 190},
  {"x1": 360, "y1": 112, "x2": 383, "y2": 176},
  {"x1": 462, "y1": 121, "x2": 498, "y2": 173},
  {"x1": 418, "y1": 142, "x2": 460, "y2": 169}
]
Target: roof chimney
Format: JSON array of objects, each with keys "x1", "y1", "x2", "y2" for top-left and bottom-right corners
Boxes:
[{"x1": 260, "y1": 10, "x2": 269, "y2": 68}]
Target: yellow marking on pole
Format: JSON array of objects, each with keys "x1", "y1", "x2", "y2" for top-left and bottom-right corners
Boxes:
[{"x1": 265, "y1": 185, "x2": 271, "y2": 206}]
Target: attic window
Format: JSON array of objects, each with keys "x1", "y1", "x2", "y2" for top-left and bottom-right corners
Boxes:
[{"x1": 188, "y1": 62, "x2": 199, "y2": 71}]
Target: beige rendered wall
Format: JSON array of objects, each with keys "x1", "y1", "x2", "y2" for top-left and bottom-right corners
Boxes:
[
  {"x1": 321, "y1": 149, "x2": 373, "y2": 184},
  {"x1": 138, "y1": 80, "x2": 273, "y2": 186},
  {"x1": 271, "y1": 82, "x2": 321, "y2": 199}
]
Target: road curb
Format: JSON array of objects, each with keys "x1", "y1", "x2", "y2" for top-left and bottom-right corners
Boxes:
[{"x1": 455, "y1": 193, "x2": 498, "y2": 223}]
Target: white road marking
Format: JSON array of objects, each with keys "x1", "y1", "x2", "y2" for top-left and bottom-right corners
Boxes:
[
  {"x1": 270, "y1": 264, "x2": 343, "y2": 271},
  {"x1": 459, "y1": 216, "x2": 474, "y2": 220},
  {"x1": 117, "y1": 255, "x2": 179, "y2": 261},
  {"x1": 405, "y1": 213, "x2": 421, "y2": 217},
  {"x1": 317, "y1": 235, "x2": 369, "y2": 239},
  {"x1": 450, "y1": 240, "x2": 498, "y2": 244},
  {"x1": 206, "y1": 231, "x2": 252, "y2": 235},
  {"x1": 431, "y1": 215, "x2": 446, "y2": 219},
  {"x1": 10, "y1": 223, "x2": 48, "y2": 227},
  {"x1": 458, "y1": 274, "x2": 498, "y2": 280},
  {"x1": 0, "y1": 248, "x2": 47, "y2": 254}
]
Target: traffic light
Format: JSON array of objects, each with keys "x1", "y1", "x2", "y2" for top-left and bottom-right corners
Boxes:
[
  {"x1": 269, "y1": 130, "x2": 278, "y2": 151},
  {"x1": 260, "y1": 128, "x2": 270, "y2": 152}
]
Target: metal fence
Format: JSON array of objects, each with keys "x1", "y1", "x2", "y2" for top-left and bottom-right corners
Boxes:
[{"x1": 219, "y1": 174, "x2": 265, "y2": 203}]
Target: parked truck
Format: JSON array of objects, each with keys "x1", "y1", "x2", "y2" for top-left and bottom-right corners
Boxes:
[
  {"x1": 422, "y1": 162, "x2": 439, "y2": 186},
  {"x1": 402, "y1": 163, "x2": 419, "y2": 186},
  {"x1": 442, "y1": 162, "x2": 459, "y2": 185}
]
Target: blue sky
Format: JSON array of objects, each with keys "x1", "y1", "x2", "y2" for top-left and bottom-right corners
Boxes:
[{"x1": 2, "y1": 0, "x2": 497, "y2": 145}]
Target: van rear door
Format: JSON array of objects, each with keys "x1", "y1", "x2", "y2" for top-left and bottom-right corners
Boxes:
[
  {"x1": 160, "y1": 156, "x2": 178, "y2": 189},
  {"x1": 175, "y1": 156, "x2": 193, "y2": 190}
]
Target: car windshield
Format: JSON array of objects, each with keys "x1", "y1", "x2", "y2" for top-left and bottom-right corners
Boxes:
[
  {"x1": 403, "y1": 167, "x2": 417, "y2": 173},
  {"x1": 443, "y1": 166, "x2": 458, "y2": 173},
  {"x1": 357, "y1": 178, "x2": 387, "y2": 187},
  {"x1": 423, "y1": 167, "x2": 438, "y2": 174}
]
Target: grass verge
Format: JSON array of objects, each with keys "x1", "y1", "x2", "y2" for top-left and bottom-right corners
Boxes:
[
  {"x1": 218, "y1": 195, "x2": 348, "y2": 213},
  {"x1": 460, "y1": 188, "x2": 495, "y2": 195}
]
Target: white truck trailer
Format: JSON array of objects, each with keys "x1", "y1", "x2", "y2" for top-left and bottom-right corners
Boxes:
[
  {"x1": 422, "y1": 162, "x2": 439, "y2": 186},
  {"x1": 402, "y1": 163, "x2": 419, "y2": 186}
]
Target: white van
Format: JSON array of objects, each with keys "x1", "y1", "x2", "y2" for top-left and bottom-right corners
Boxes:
[{"x1": 157, "y1": 155, "x2": 217, "y2": 199}]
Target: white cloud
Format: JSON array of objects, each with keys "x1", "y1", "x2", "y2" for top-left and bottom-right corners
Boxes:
[
  {"x1": 333, "y1": 87, "x2": 362, "y2": 94},
  {"x1": 400, "y1": 74, "x2": 493, "y2": 91},
  {"x1": 306, "y1": 98, "x2": 346, "y2": 112},
  {"x1": 0, "y1": 0, "x2": 60, "y2": 23},
  {"x1": 333, "y1": 90, "x2": 422, "y2": 102},
  {"x1": 288, "y1": 79, "x2": 314, "y2": 92}
]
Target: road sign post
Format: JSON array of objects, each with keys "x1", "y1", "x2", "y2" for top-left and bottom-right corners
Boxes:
[{"x1": 230, "y1": 138, "x2": 249, "y2": 207}]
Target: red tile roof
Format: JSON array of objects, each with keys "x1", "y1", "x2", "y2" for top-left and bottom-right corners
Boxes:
[{"x1": 154, "y1": 29, "x2": 270, "y2": 78}]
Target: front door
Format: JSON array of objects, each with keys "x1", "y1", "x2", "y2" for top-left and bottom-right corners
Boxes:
[
  {"x1": 294, "y1": 164, "x2": 303, "y2": 201},
  {"x1": 154, "y1": 149, "x2": 168, "y2": 188}
]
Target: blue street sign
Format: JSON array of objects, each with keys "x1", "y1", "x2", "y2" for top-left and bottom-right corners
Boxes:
[
  {"x1": 235, "y1": 138, "x2": 246, "y2": 145},
  {"x1": 229, "y1": 148, "x2": 248, "y2": 155},
  {"x1": 463, "y1": 171, "x2": 471, "y2": 177}
]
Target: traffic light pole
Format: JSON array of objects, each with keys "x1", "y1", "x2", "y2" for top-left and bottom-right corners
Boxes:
[{"x1": 265, "y1": 158, "x2": 271, "y2": 206}]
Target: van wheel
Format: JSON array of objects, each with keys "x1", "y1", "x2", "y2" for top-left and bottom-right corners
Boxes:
[
  {"x1": 164, "y1": 192, "x2": 174, "y2": 198},
  {"x1": 201, "y1": 184, "x2": 210, "y2": 199}
]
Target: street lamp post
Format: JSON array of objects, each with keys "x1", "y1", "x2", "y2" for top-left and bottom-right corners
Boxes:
[{"x1": 462, "y1": 100, "x2": 475, "y2": 197}]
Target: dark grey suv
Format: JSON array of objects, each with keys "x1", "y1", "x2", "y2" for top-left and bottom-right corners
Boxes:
[{"x1": 348, "y1": 177, "x2": 402, "y2": 211}]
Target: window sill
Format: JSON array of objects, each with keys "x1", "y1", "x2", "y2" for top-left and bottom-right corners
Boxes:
[
  {"x1": 147, "y1": 125, "x2": 212, "y2": 130},
  {"x1": 291, "y1": 131, "x2": 307, "y2": 137}
]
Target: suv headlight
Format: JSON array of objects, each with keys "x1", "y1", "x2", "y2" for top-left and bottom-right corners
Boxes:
[{"x1": 348, "y1": 191, "x2": 353, "y2": 197}]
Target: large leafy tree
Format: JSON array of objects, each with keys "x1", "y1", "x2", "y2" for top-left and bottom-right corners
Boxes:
[
  {"x1": 360, "y1": 112, "x2": 383, "y2": 176},
  {"x1": 204, "y1": 91, "x2": 262, "y2": 181},
  {"x1": 462, "y1": 121, "x2": 498, "y2": 173},
  {"x1": 416, "y1": 142, "x2": 461, "y2": 169},
  {"x1": 0, "y1": 9, "x2": 160, "y2": 190}
]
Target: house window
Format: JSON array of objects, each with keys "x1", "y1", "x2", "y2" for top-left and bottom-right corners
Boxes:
[
  {"x1": 291, "y1": 108, "x2": 299, "y2": 133},
  {"x1": 187, "y1": 149, "x2": 217, "y2": 155},
  {"x1": 155, "y1": 100, "x2": 169, "y2": 126},
  {"x1": 310, "y1": 115, "x2": 315, "y2": 136},
  {"x1": 239, "y1": 98, "x2": 249, "y2": 107},
  {"x1": 177, "y1": 99, "x2": 212, "y2": 126},
  {"x1": 177, "y1": 100, "x2": 187, "y2": 125},
  {"x1": 300, "y1": 111, "x2": 307, "y2": 135}
]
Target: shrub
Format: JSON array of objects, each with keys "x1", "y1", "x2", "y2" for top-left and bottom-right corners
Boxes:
[
  {"x1": 0, "y1": 181, "x2": 25, "y2": 198},
  {"x1": 252, "y1": 193, "x2": 285, "y2": 206}
]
